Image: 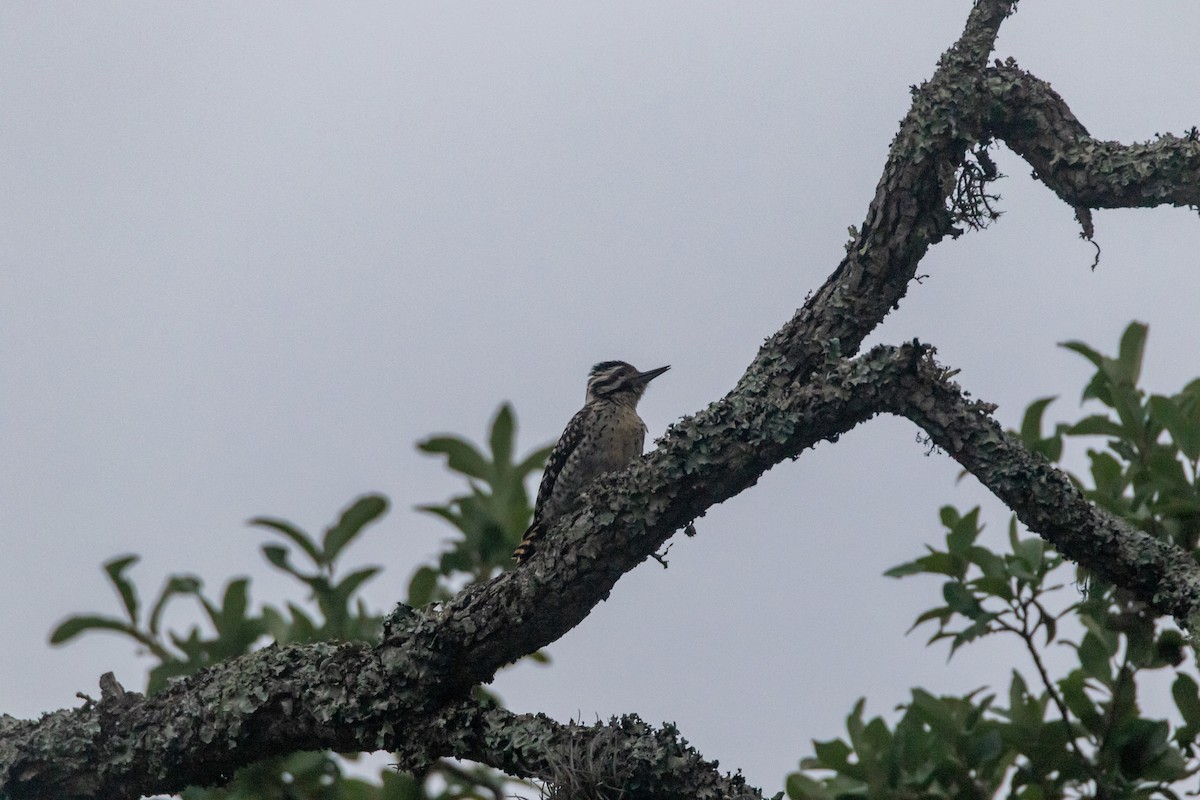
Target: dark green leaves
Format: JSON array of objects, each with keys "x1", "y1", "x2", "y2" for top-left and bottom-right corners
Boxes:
[
  {"x1": 52, "y1": 406, "x2": 547, "y2": 799},
  {"x1": 887, "y1": 506, "x2": 1058, "y2": 655},
  {"x1": 49, "y1": 614, "x2": 134, "y2": 645},
  {"x1": 414, "y1": 403, "x2": 552, "y2": 599},
  {"x1": 104, "y1": 554, "x2": 141, "y2": 623},
  {"x1": 250, "y1": 493, "x2": 388, "y2": 578},
  {"x1": 789, "y1": 691, "x2": 1011, "y2": 800},
  {"x1": 51, "y1": 554, "x2": 147, "y2": 646},
  {"x1": 805, "y1": 323, "x2": 1200, "y2": 800}
]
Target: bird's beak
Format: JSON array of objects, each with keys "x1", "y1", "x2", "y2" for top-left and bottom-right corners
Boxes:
[{"x1": 636, "y1": 365, "x2": 670, "y2": 384}]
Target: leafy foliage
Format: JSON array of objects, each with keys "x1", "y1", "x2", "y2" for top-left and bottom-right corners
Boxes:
[
  {"x1": 789, "y1": 322, "x2": 1200, "y2": 800},
  {"x1": 50, "y1": 404, "x2": 550, "y2": 799},
  {"x1": 410, "y1": 403, "x2": 554, "y2": 605},
  {"x1": 51, "y1": 322, "x2": 1200, "y2": 800}
]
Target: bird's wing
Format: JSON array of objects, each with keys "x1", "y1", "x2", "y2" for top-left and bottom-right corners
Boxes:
[
  {"x1": 531, "y1": 404, "x2": 590, "y2": 523},
  {"x1": 515, "y1": 406, "x2": 591, "y2": 564}
]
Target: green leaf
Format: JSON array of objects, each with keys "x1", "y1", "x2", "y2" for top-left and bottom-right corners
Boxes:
[
  {"x1": 1059, "y1": 339, "x2": 1105, "y2": 370},
  {"x1": 407, "y1": 565, "x2": 439, "y2": 607},
  {"x1": 379, "y1": 770, "x2": 426, "y2": 800},
  {"x1": 489, "y1": 404, "x2": 516, "y2": 471},
  {"x1": 1173, "y1": 673, "x2": 1200, "y2": 725},
  {"x1": 968, "y1": 545, "x2": 1006, "y2": 579},
  {"x1": 1066, "y1": 415, "x2": 1125, "y2": 438},
  {"x1": 951, "y1": 613, "x2": 999, "y2": 652},
  {"x1": 786, "y1": 772, "x2": 832, "y2": 800},
  {"x1": 332, "y1": 566, "x2": 381, "y2": 603},
  {"x1": 416, "y1": 503, "x2": 465, "y2": 532},
  {"x1": 885, "y1": 551, "x2": 959, "y2": 578},
  {"x1": 146, "y1": 658, "x2": 197, "y2": 695},
  {"x1": 943, "y1": 581, "x2": 982, "y2": 617},
  {"x1": 1116, "y1": 321, "x2": 1148, "y2": 387},
  {"x1": 1150, "y1": 394, "x2": 1200, "y2": 462},
  {"x1": 1113, "y1": 718, "x2": 1172, "y2": 779},
  {"x1": 1087, "y1": 450, "x2": 1125, "y2": 499},
  {"x1": 1014, "y1": 536, "x2": 1045, "y2": 575},
  {"x1": 149, "y1": 574, "x2": 203, "y2": 637},
  {"x1": 939, "y1": 505, "x2": 962, "y2": 529},
  {"x1": 909, "y1": 689, "x2": 959, "y2": 737},
  {"x1": 946, "y1": 507, "x2": 982, "y2": 555},
  {"x1": 247, "y1": 516, "x2": 321, "y2": 565},
  {"x1": 285, "y1": 602, "x2": 317, "y2": 641},
  {"x1": 811, "y1": 738, "x2": 853, "y2": 771},
  {"x1": 103, "y1": 555, "x2": 141, "y2": 624},
  {"x1": 418, "y1": 436, "x2": 491, "y2": 481},
  {"x1": 1019, "y1": 397, "x2": 1058, "y2": 444},
  {"x1": 1077, "y1": 631, "x2": 1112, "y2": 685},
  {"x1": 1174, "y1": 673, "x2": 1200, "y2": 748},
  {"x1": 49, "y1": 615, "x2": 134, "y2": 645},
  {"x1": 215, "y1": 578, "x2": 251, "y2": 633},
  {"x1": 1007, "y1": 671, "x2": 1044, "y2": 729},
  {"x1": 323, "y1": 494, "x2": 388, "y2": 565},
  {"x1": 260, "y1": 606, "x2": 290, "y2": 643},
  {"x1": 262, "y1": 544, "x2": 295, "y2": 574},
  {"x1": 907, "y1": 605, "x2": 952, "y2": 634},
  {"x1": 970, "y1": 576, "x2": 1013, "y2": 601},
  {"x1": 1059, "y1": 670, "x2": 1103, "y2": 733}
]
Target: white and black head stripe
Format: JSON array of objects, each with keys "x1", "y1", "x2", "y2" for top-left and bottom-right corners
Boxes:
[{"x1": 587, "y1": 361, "x2": 636, "y2": 396}]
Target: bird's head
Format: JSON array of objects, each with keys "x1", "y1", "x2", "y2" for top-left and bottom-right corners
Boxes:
[{"x1": 585, "y1": 361, "x2": 670, "y2": 404}]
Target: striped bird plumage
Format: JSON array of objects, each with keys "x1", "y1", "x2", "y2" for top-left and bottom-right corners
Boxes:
[{"x1": 513, "y1": 360, "x2": 669, "y2": 563}]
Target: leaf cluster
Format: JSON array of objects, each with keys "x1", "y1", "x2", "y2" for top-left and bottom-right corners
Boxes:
[
  {"x1": 409, "y1": 403, "x2": 553, "y2": 605},
  {"x1": 49, "y1": 404, "x2": 551, "y2": 799},
  {"x1": 789, "y1": 323, "x2": 1200, "y2": 800}
]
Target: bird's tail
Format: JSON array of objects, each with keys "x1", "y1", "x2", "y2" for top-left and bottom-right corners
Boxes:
[{"x1": 512, "y1": 521, "x2": 542, "y2": 564}]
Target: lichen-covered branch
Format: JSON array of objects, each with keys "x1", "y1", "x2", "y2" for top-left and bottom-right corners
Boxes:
[
  {"x1": 879, "y1": 349, "x2": 1200, "y2": 622},
  {"x1": 446, "y1": 707, "x2": 764, "y2": 800},
  {"x1": 984, "y1": 64, "x2": 1200, "y2": 213},
  {"x1": 6, "y1": 340, "x2": 1200, "y2": 798},
  {"x1": 737, "y1": 0, "x2": 1018, "y2": 392},
  {"x1": 0, "y1": 656, "x2": 762, "y2": 800},
  {"x1": 0, "y1": 344, "x2": 914, "y2": 797}
]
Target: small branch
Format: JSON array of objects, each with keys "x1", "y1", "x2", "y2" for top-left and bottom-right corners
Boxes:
[
  {"x1": 447, "y1": 706, "x2": 765, "y2": 800},
  {"x1": 985, "y1": 64, "x2": 1200, "y2": 212},
  {"x1": 882, "y1": 350, "x2": 1200, "y2": 625},
  {"x1": 1010, "y1": 604, "x2": 1104, "y2": 797}
]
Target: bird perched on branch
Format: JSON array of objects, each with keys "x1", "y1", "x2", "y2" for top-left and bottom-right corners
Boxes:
[{"x1": 513, "y1": 360, "x2": 669, "y2": 564}]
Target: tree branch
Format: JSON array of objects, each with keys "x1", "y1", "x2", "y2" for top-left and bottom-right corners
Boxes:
[
  {"x1": 447, "y1": 706, "x2": 764, "y2": 800},
  {"x1": 7, "y1": 336, "x2": 1200, "y2": 798},
  {"x1": 0, "y1": 343, "x2": 954, "y2": 797},
  {"x1": 735, "y1": 0, "x2": 1017, "y2": 393},
  {"x1": 985, "y1": 64, "x2": 1200, "y2": 212},
  {"x1": 881, "y1": 351, "x2": 1200, "y2": 623},
  {"x1": 0, "y1": 658, "x2": 763, "y2": 800}
]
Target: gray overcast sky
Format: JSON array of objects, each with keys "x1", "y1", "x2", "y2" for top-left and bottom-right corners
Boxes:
[{"x1": 3, "y1": 2, "x2": 1200, "y2": 795}]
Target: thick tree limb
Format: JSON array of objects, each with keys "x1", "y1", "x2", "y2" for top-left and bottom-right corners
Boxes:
[
  {"x1": 1, "y1": 345, "x2": 917, "y2": 796},
  {"x1": 10, "y1": 341, "x2": 1200, "y2": 799},
  {"x1": 738, "y1": 0, "x2": 1016, "y2": 375},
  {"x1": 0, "y1": 659, "x2": 761, "y2": 800}
]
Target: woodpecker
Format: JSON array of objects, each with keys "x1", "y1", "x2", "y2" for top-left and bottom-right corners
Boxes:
[{"x1": 513, "y1": 360, "x2": 669, "y2": 563}]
